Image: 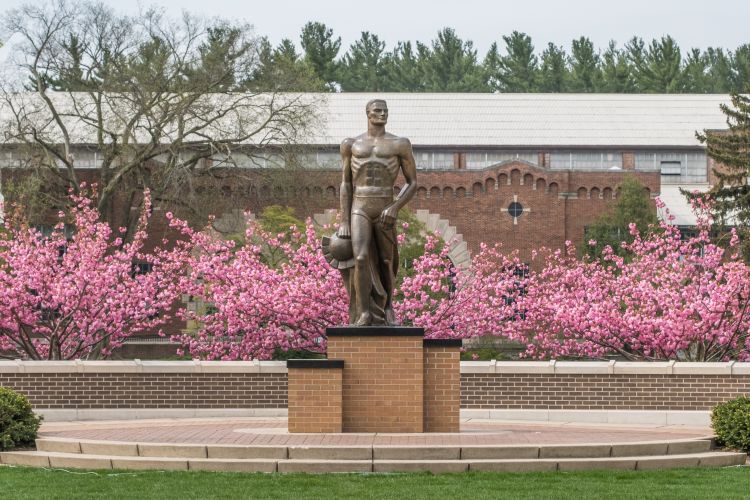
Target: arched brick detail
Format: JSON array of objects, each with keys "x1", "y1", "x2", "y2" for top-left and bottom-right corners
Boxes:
[
  {"x1": 577, "y1": 187, "x2": 588, "y2": 199},
  {"x1": 548, "y1": 182, "x2": 559, "y2": 196},
  {"x1": 417, "y1": 186, "x2": 427, "y2": 198},
  {"x1": 472, "y1": 182, "x2": 483, "y2": 196},
  {"x1": 603, "y1": 187, "x2": 613, "y2": 200},
  {"x1": 498, "y1": 173, "x2": 509, "y2": 185},
  {"x1": 485, "y1": 177, "x2": 496, "y2": 191},
  {"x1": 456, "y1": 186, "x2": 467, "y2": 197},
  {"x1": 430, "y1": 186, "x2": 441, "y2": 198},
  {"x1": 536, "y1": 178, "x2": 546, "y2": 191},
  {"x1": 523, "y1": 173, "x2": 534, "y2": 187},
  {"x1": 590, "y1": 187, "x2": 601, "y2": 199},
  {"x1": 510, "y1": 169, "x2": 521, "y2": 185},
  {"x1": 443, "y1": 186, "x2": 454, "y2": 198}
]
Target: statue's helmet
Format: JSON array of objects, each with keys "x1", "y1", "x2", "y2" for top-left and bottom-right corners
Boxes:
[{"x1": 321, "y1": 234, "x2": 354, "y2": 269}]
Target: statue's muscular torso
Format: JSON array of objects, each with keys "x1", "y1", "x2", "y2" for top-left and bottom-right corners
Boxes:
[{"x1": 342, "y1": 133, "x2": 409, "y2": 196}]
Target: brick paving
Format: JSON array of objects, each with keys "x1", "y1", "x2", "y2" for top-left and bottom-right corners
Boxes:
[{"x1": 39, "y1": 418, "x2": 711, "y2": 447}]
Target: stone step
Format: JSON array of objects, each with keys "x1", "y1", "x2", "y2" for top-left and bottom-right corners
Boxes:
[
  {"x1": 1, "y1": 450, "x2": 744, "y2": 473},
  {"x1": 33, "y1": 437, "x2": 716, "y2": 460}
]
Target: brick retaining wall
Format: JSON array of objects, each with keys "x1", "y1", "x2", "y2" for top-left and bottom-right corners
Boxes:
[{"x1": 1, "y1": 361, "x2": 749, "y2": 414}]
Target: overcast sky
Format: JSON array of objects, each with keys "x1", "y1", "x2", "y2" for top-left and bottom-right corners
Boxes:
[{"x1": 2, "y1": 0, "x2": 749, "y2": 55}]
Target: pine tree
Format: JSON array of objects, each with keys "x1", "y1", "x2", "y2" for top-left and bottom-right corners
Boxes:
[
  {"x1": 249, "y1": 38, "x2": 323, "y2": 91},
  {"x1": 600, "y1": 41, "x2": 635, "y2": 92},
  {"x1": 569, "y1": 36, "x2": 601, "y2": 92},
  {"x1": 698, "y1": 94, "x2": 750, "y2": 229},
  {"x1": 706, "y1": 47, "x2": 734, "y2": 92},
  {"x1": 300, "y1": 21, "x2": 341, "y2": 90},
  {"x1": 339, "y1": 31, "x2": 387, "y2": 91},
  {"x1": 643, "y1": 36, "x2": 684, "y2": 92},
  {"x1": 382, "y1": 41, "x2": 424, "y2": 91},
  {"x1": 538, "y1": 43, "x2": 569, "y2": 92},
  {"x1": 682, "y1": 48, "x2": 711, "y2": 93},
  {"x1": 731, "y1": 44, "x2": 750, "y2": 93},
  {"x1": 493, "y1": 31, "x2": 538, "y2": 92},
  {"x1": 421, "y1": 28, "x2": 485, "y2": 91}
]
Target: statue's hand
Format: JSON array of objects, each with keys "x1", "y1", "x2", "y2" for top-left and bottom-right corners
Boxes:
[
  {"x1": 337, "y1": 223, "x2": 351, "y2": 239},
  {"x1": 380, "y1": 206, "x2": 398, "y2": 229}
]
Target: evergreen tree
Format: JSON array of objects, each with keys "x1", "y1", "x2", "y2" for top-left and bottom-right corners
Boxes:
[
  {"x1": 584, "y1": 177, "x2": 658, "y2": 260},
  {"x1": 731, "y1": 44, "x2": 750, "y2": 93},
  {"x1": 600, "y1": 41, "x2": 635, "y2": 92},
  {"x1": 339, "y1": 31, "x2": 387, "y2": 91},
  {"x1": 538, "y1": 43, "x2": 569, "y2": 92},
  {"x1": 421, "y1": 28, "x2": 485, "y2": 91},
  {"x1": 300, "y1": 21, "x2": 341, "y2": 90},
  {"x1": 697, "y1": 94, "x2": 750, "y2": 232},
  {"x1": 682, "y1": 48, "x2": 711, "y2": 93},
  {"x1": 482, "y1": 42, "x2": 503, "y2": 91},
  {"x1": 642, "y1": 36, "x2": 684, "y2": 92},
  {"x1": 706, "y1": 47, "x2": 734, "y2": 92},
  {"x1": 625, "y1": 36, "x2": 647, "y2": 91},
  {"x1": 382, "y1": 41, "x2": 424, "y2": 91},
  {"x1": 569, "y1": 36, "x2": 601, "y2": 92},
  {"x1": 492, "y1": 31, "x2": 538, "y2": 92},
  {"x1": 250, "y1": 38, "x2": 323, "y2": 91}
]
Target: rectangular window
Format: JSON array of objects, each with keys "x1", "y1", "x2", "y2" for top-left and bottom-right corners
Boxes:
[
  {"x1": 550, "y1": 151, "x2": 623, "y2": 170},
  {"x1": 466, "y1": 151, "x2": 538, "y2": 169},
  {"x1": 660, "y1": 161, "x2": 682, "y2": 176}
]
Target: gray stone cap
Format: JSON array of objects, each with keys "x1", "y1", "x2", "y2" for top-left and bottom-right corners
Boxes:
[
  {"x1": 1, "y1": 360, "x2": 749, "y2": 375},
  {"x1": 424, "y1": 339, "x2": 462, "y2": 348},
  {"x1": 287, "y1": 359, "x2": 344, "y2": 369},
  {"x1": 326, "y1": 326, "x2": 424, "y2": 337}
]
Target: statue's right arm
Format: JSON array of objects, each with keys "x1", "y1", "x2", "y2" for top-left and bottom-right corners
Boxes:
[{"x1": 338, "y1": 138, "x2": 354, "y2": 239}]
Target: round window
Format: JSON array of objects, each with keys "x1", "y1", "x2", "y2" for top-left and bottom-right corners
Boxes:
[{"x1": 507, "y1": 201, "x2": 524, "y2": 218}]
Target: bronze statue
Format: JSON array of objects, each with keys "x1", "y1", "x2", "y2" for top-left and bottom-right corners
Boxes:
[{"x1": 322, "y1": 99, "x2": 417, "y2": 326}]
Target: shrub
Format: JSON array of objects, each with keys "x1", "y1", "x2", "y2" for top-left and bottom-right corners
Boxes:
[
  {"x1": 0, "y1": 387, "x2": 42, "y2": 451},
  {"x1": 711, "y1": 396, "x2": 750, "y2": 452}
]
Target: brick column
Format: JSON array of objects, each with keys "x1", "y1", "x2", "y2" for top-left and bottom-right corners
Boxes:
[
  {"x1": 327, "y1": 326, "x2": 424, "y2": 433},
  {"x1": 287, "y1": 359, "x2": 343, "y2": 433},
  {"x1": 622, "y1": 152, "x2": 635, "y2": 170},
  {"x1": 423, "y1": 339, "x2": 461, "y2": 432}
]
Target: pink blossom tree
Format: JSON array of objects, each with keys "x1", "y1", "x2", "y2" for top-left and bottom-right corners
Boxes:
[
  {"x1": 506, "y1": 201, "x2": 750, "y2": 361},
  {"x1": 0, "y1": 190, "x2": 193, "y2": 360},
  {"x1": 173, "y1": 219, "x2": 348, "y2": 360}
]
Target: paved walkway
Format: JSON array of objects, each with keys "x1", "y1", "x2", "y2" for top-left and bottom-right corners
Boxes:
[{"x1": 39, "y1": 418, "x2": 713, "y2": 446}]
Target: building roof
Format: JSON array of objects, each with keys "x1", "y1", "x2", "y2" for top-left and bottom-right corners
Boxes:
[
  {"x1": 0, "y1": 92, "x2": 731, "y2": 148},
  {"x1": 658, "y1": 184, "x2": 711, "y2": 226},
  {"x1": 312, "y1": 93, "x2": 731, "y2": 148}
]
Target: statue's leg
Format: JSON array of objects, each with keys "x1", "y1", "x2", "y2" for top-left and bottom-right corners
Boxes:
[
  {"x1": 351, "y1": 212, "x2": 373, "y2": 326},
  {"x1": 374, "y1": 224, "x2": 398, "y2": 325}
]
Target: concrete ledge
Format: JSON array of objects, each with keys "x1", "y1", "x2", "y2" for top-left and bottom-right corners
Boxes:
[
  {"x1": 373, "y1": 446, "x2": 460, "y2": 460},
  {"x1": 464, "y1": 409, "x2": 711, "y2": 426},
  {"x1": 277, "y1": 459, "x2": 372, "y2": 473},
  {"x1": 188, "y1": 458, "x2": 277, "y2": 472},
  {"x1": 373, "y1": 460, "x2": 468, "y2": 473},
  {"x1": 37, "y1": 408, "x2": 288, "y2": 421},
  {"x1": 207, "y1": 445, "x2": 287, "y2": 459},
  {"x1": 2, "y1": 360, "x2": 750, "y2": 376}
]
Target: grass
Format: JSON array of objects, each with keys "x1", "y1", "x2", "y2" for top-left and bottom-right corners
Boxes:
[{"x1": 1, "y1": 466, "x2": 749, "y2": 499}]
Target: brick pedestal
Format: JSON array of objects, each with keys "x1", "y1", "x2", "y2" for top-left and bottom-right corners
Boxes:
[
  {"x1": 423, "y1": 339, "x2": 462, "y2": 432},
  {"x1": 287, "y1": 359, "x2": 343, "y2": 433},
  {"x1": 327, "y1": 327, "x2": 424, "y2": 433}
]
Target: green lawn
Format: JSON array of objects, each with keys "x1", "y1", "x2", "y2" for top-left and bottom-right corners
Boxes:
[{"x1": 1, "y1": 466, "x2": 749, "y2": 499}]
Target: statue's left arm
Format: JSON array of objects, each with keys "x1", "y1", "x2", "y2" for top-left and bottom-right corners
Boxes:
[{"x1": 380, "y1": 138, "x2": 418, "y2": 229}]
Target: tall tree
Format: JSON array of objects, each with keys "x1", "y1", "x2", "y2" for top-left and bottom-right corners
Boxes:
[
  {"x1": 600, "y1": 41, "x2": 635, "y2": 92},
  {"x1": 732, "y1": 44, "x2": 750, "y2": 93},
  {"x1": 299, "y1": 21, "x2": 341, "y2": 90},
  {"x1": 1, "y1": 0, "x2": 314, "y2": 238},
  {"x1": 491, "y1": 31, "x2": 538, "y2": 92},
  {"x1": 382, "y1": 41, "x2": 424, "y2": 91},
  {"x1": 697, "y1": 94, "x2": 750, "y2": 252},
  {"x1": 682, "y1": 48, "x2": 711, "y2": 93},
  {"x1": 706, "y1": 47, "x2": 734, "y2": 92},
  {"x1": 538, "y1": 43, "x2": 569, "y2": 92},
  {"x1": 569, "y1": 36, "x2": 601, "y2": 92},
  {"x1": 339, "y1": 31, "x2": 387, "y2": 91},
  {"x1": 642, "y1": 36, "x2": 684, "y2": 92},
  {"x1": 421, "y1": 28, "x2": 485, "y2": 91},
  {"x1": 250, "y1": 37, "x2": 323, "y2": 91}
]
